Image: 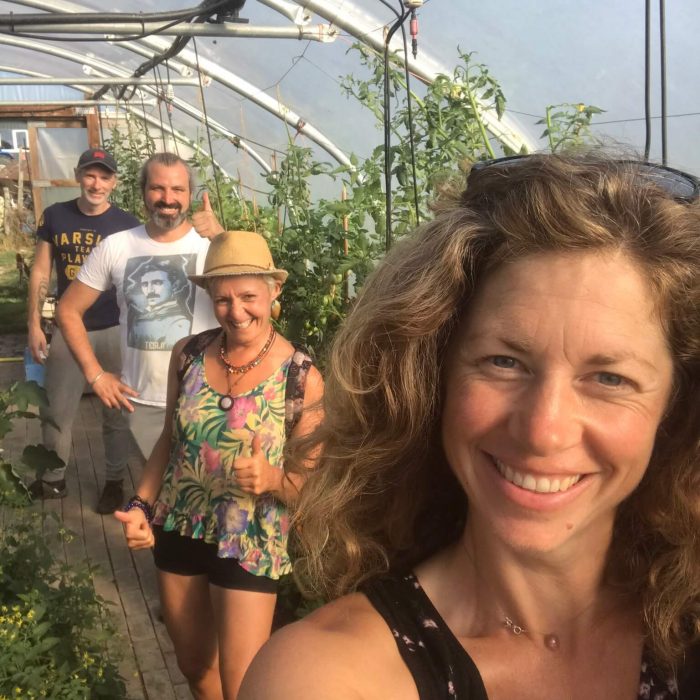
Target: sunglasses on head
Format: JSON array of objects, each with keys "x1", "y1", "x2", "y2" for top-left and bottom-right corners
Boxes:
[{"x1": 468, "y1": 155, "x2": 700, "y2": 203}]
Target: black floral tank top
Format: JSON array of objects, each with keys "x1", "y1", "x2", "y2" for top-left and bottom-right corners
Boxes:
[{"x1": 363, "y1": 572, "x2": 681, "y2": 699}]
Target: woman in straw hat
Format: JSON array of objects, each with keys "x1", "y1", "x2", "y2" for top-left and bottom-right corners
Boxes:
[{"x1": 115, "y1": 230, "x2": 324, "y2": 700}]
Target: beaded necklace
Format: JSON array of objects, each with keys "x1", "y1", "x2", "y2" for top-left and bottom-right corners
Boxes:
[{"x1": 217, "y1": 325, "x2": 276, "y2": 411}]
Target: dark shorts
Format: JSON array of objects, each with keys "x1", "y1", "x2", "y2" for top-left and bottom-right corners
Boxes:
[{"x1": 152, "y1": 526, "x2": 278, "y2": 593}]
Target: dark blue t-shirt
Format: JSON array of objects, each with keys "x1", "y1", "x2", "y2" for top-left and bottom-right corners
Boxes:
[{"x1": 36, "y1": 200, "x2": 139, "y2": 331}]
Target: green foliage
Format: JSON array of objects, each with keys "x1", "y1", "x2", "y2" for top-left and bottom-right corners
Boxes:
[
  {"x1": 103, "y1": 114, "x2": 155, "y2": 220},
  {"x1": 274, "y1": 574, "x2": 323, "y2": 629},
  {"x1": 341, "y1": 47, "x2": 516, "y2": 238},
  {"x1": 0, "y1": 250, "x2": 30, "y2": 334},
  {"x1": 0, "y1": 464, "x2": 29, "y2": 508},
  {"x1": 0, "y1": 381, "x2": 67, "y2": 506},
  {"x1": 0, "y1": 511, "x2": 126, "y2": 698},
  {"x1": 0, "y1": 384, "x2": 124, "y2": 695},
  {"x1": 539, "y1": 103, "x2": 605, "y2": 152},
  {"x1": 192, "y1": 144, "x2": 381, "y2": 362},
  {"x1": 265, "y1": 146, "x2": 381, "y2": 358}
]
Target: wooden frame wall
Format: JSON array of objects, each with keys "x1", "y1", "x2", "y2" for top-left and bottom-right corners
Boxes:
[{"x1": 0, "y1": 105, "x2": 100, "y2": 223}]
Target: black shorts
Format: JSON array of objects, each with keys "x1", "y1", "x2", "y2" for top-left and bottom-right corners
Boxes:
[{"x1": 152, "y1": 526, "x2": 278, "y2": 594}]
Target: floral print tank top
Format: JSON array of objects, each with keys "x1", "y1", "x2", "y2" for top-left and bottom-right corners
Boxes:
[{"x1": 152, "y1": 352, "x2": 292, "y2": 579}]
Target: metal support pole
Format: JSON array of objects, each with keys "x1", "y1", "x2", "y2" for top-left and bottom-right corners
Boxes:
[
  {"x1": 0, "y1": 77, "x2": 199, "y2": 86},
  {"x1": 257, "y1": 0, "x2": 311, "y2": 25},
  {"x1": 0, "y1": 23, "x2": 337, "y2": 41},
  {"x1": 0, "y1": 99, "x2": 156, "y2": 106}
]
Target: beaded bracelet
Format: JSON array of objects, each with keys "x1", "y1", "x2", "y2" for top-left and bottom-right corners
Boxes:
[{"x1": 124, "y1": 495, "x2": 154, "y2": 524}]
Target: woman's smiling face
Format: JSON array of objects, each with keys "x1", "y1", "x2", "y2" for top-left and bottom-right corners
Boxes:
[
  {"x1": 442, "y1": 250, "x2": 674, "y2": 556},
  {"x1": 210, "y1": 275, "x2": 279, "y2": 342}
]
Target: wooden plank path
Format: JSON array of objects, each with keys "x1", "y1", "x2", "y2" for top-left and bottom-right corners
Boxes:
[{"x1": 2, "y1": 388, "x2": 194, "y2": 700}]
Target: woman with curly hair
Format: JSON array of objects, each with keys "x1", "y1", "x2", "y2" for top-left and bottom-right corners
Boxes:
[{"x1": 241, "y1": 153, "x2": 700, "y2": 699}]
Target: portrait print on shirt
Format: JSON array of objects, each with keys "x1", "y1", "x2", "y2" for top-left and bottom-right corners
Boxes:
[{"x1": 124, "y1": 254, "x2": 196, "y2": 351}]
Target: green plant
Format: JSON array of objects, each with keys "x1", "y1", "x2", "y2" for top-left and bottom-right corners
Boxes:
[
  {"x1": 0, "y1": 384, "x2": 125, "y2": 696},
  {"x1": 103, "y1": 114, "x2": 155, "y2": 220},
  {"x1": 341, "y1": 47, "x2": 518, "y2": 240},
  {"x1": 265, "y1": 145, "x2": 381, "y2": 359},
  {"x1": 0, "y1": 250, "x2": 30, "y2": 335},
  {"x1": 0, "y1": 512, "x2": 126, "y2": 698},
  {"x1": 191, "y1": 144, "x2": 380, "y2": 362},
  {"x1": 0, "y1": 381, "x2": 64, "y2": 507},
  {"x1": 539, "y1": 102, "x2": 605, "y2": 152}
]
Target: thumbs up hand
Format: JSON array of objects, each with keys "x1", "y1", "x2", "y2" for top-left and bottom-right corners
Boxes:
[
  {"x1": 114, "y1": 508, "x2": 154, "y2": 549},
  {"x1": 191, "y1": 191, "x2": 224, "y2": 240},
  {"x1": 232, "y1": 432, "x2": 277, "y2": 495}
]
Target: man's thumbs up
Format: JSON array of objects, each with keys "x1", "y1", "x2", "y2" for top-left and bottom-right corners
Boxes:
[{"x1": 191, "y1": 191, "x2": 223, "y2": 240}]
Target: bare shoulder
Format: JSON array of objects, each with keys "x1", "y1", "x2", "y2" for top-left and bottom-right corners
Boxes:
[
  {"x1": 239, "y1": 593, "x2": 417, "y2": 700},
  {"x1": 304, "y1": 363, "x2": 324, "y2": 397}
]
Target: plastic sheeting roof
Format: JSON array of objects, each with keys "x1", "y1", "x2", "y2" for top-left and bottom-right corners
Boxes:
[{"x1": 0, "y1": 0, "x2": 698, "y2": 195}]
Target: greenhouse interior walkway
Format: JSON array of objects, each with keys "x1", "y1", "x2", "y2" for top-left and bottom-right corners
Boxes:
[{"x1": 2, "y1": 353, "x2": 193, "y2": 700}]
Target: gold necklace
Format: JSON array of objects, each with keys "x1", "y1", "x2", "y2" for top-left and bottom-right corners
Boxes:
[{"x1": 217, "y1": 325, "x2": 276, "y2": 411}]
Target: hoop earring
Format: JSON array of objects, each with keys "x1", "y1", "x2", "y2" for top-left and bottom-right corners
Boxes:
[{"x1": 271, "y1": 299, "x2": 281, "y2": 320}]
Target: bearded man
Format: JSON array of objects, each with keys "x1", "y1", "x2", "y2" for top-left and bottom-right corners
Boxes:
[{"x1": 58, "y1": 152, "x2": 222, "y2": 512}]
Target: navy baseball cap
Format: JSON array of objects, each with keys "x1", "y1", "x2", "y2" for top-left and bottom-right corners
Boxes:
[{"x1": 77, "y1": 148, "x2": 117, "y2": 173}]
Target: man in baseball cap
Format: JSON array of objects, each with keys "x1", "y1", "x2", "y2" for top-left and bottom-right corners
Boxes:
[
  {"x1": 27, "y1": 147, "x2": 139, "y2": 513},
  {"x1": 76, "y1": 147, "x2": 118, "y2": 173}
]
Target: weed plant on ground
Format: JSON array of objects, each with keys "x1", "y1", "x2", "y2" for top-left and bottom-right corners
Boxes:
[
  {"x1": 0, "y1": 250, "x2": 30, "y2": 336},
  {"x1": 0, "y1": 511, "x2": 127, "y2": 698},
  {"x1": 0, "y1": 381, "x2": 124, "y2": 697}
]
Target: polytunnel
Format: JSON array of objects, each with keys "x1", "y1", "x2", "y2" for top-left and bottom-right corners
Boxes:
[
  {"x1": 1, "y1": 4, "x2": 700, "y2": 700},
  {"x1": 0, "y1": 0, "x2": 698, "y2": 389},
  {"x1": 0, "y1": 1, "x2": 697, "y2": 209},
  {"x1": 0, "y1": 0, "x2": 697, "y2": 351}
]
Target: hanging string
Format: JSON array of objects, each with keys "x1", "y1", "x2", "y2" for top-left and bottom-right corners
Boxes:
[
  {"x1": 658, "y1": 0, "x2": 668, "y2": 165},
  {"x1": 643, "y1": 0, "x2": 651, "y2": 160},
  {"x1": 152, "y1": 66, "x2": 167, "y2": 150},
  {"x1": 137, "y1": 91, "x2": 153, "y2": 159},
  {"x1": 382, "y1": 6, "x2": 411, "y2": 251},
  {"x1": 192, "y1": 35, "x2": 227, "y2": 230},
  {"x1": 97, "y1": 102, "x2": 105, "y2": 145},
  {"x1": 398, "y1": 15, "x2": 420, "y2": 227},
  {"x1": 165, "y1": 60, "x2": 180, "y2": 157},
  {"x1": 378, "y1": 1, "x2": 400, "y2": 252}
]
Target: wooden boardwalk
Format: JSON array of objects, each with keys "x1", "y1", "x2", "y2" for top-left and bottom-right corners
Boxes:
[{"x1": 3, "y1": 384, "x2": 194, "y2": 700}]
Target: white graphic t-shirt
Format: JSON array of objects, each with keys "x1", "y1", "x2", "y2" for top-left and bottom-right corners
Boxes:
[{"x1": 78, "y1": 225, "x2": 218, "y2": 406}]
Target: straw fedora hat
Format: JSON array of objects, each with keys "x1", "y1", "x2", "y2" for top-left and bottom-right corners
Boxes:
[{"x1": 189, "y1": 230, "x2": 288, "y2": 287}]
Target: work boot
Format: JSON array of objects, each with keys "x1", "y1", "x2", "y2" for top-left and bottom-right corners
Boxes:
[
  {"x1": 28, "y1": 478, "x2": 67, "y2": 499},
  {"x1": 96, "y1": 479, "x2": 124, "y2": 515}
]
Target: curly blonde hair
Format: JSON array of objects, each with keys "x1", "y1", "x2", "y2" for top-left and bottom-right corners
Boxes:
[{"x1": 288, "y1": 152, "x2": 700, "y2": 669}]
